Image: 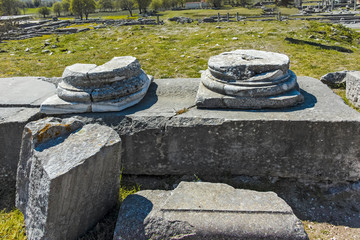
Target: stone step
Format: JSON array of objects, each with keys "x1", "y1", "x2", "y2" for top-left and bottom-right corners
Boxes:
[{"x1": 113, "y1": 182, "x2": 309, "y2": 240}]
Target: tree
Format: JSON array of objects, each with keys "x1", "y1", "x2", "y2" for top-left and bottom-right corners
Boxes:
[
  {"x1": 83, "y1": 0, "x2": 95, "y2": 19},
  {"x1": 61, "y1": 0, "x2": 70, "y2": 14},
  {"x1": 53, "y1": 2, "x2": 62, "y2": 16},
  {"x1": 33, "y1": 0, "x2": 41, "y2": 7},
  {"x1": 99, "y1": 0, "x2": 113, "y2": 11},
  {"x1": 117, "y1": 0, "x2": 134, "y2": 16},
  {"x1": 0, "y1": 0, "x2": 21, "y2": 15},
  {"x1": 206, "y1": 0, "x2": 222, "y2": 8},
  {"x1": 70, "y1": 0, "x2": 83, "y2": 19},
  {"x1": 136, "y1": 0, "x2": 151, "y2": 13},
  {"x1": 70, "y1": 0, "x2": 95, "y2": 20},
  {"x1": 38, "y1": 6, "x2": 50, "y2": 17},
  {"x1": 149, "y1": 0, "x2": 161, "y2": 10}
]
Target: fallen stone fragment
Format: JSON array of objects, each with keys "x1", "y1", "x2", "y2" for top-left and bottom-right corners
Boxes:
[
  {"x1": 16, "y1": 117, "x2": 121, "y2": 240},
  {"x1": 320, "y1": 70, "x2": 350, "y2": 88},
  {"x1": 113, "y1": 182, "x2": 309, "y2": 240},
  {"x1": 346, "y1": 71, "x2": 360, "y2": 108}
]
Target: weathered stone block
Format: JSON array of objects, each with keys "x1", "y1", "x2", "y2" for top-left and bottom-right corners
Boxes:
[
  {"x1": 0, "y1": 77, "x2": 55, "y2": 210},
  {"x1": 346, "y1": 71, "x2": 360, "y2": 108},
  {"x1": 16, "y1": 117, "x2": 121, "y2": 240},
  {"x1": 89, "y1": 77, "x2": 359, "y2": 182},
  {"x1": 113, "y1": 182, "x2": 308, "y2": 240}
]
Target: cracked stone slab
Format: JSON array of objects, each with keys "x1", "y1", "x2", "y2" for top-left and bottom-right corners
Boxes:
[
  {"x1": 0, "y1": 77, "x2": 56, "y2": 107},
  {"x1": 208, "y1": 50, "x2": 290, "y2": 81},
  {"x1": 113, "y1": 182, "x2": 308, "y2": 240}
]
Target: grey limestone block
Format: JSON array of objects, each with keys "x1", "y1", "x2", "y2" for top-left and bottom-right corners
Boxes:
[
  {"x1": 346, "y1": 71, "x2": 360, "y2": 108},
  {"x1": 16, "y1": 117, "x2": 122, "y2": 240},
  {"x1": 113, "y1": 182, "x2": 309, "y2": 240}
]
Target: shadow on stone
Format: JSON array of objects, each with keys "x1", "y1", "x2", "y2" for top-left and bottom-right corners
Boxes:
[
  {"x1": 113, "y1": 194, "x2": 153, "y2": 239},
  {"x1": 122, "y1": 175, "x2": 360, "y2": 229},
  {"x1": 120, "y1": 82, "x2": 159, "y2": 115}
]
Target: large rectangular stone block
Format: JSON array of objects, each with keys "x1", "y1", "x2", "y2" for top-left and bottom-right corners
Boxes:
[
  {"x1": 0, "y1": 77, "x2": 56, "y2": 210},
  {"x1": 16, "y1": 117, "x2": 121, "y2": 240},
  {"x1": 114, "y1": 182, "x2": 308, "y2": 240},
  {"x1": 79, "y1": 76, "x2": 360, "y2": 182},
  {"x1": 0, "y1": 108, "x2": 40, "y2": 210}
]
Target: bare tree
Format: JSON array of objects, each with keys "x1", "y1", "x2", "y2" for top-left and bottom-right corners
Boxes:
[{"x1": 118, "y1": 0, "x2": 134, "y2": 16}]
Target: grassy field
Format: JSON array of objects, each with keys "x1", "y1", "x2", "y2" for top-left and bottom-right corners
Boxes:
[{"x1": 1, "y1": 20, "x2": 360, "y2": 79}]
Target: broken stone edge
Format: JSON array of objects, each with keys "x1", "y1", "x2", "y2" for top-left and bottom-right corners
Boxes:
[{"x1": 40, "y1": 75, "x2": 153, "y2": 114}]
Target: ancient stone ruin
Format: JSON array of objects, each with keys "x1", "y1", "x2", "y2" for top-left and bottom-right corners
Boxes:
[
  {"x1": 2, "y1": 50, "x2": 360, "y2": 239},
  {"x1": 16, "y1": 117, "x2": 121, "y2": 240},
  {"x1": 196, "y1": 49, "x2": 304, "y2": 109},
  {"x1": 40, "y1": 56, "x2": 153, "y2": 114}
]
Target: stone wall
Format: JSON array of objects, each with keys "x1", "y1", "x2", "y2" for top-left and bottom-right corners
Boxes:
[{"x1": 75, "y1": 77, "x2": 360, "y2": 182}]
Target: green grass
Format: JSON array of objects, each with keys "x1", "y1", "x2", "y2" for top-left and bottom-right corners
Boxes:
[
  {"x1": 1, "y1": 20, "x2": 360, "y2": 79},
  {"x1": 0, "y1": 209, "x2": 26, "y2": 240},
  {"x1": 333, "y1": 88, "x2": 360, "y2": 112},
  {"x1": 0, "y1": 182, "x2": 139, "y2": 240}
]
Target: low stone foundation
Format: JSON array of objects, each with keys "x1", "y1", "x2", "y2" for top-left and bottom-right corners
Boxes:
[
  {"x1": 1, "y1": 76, "x2": 360, "y2": 211},
  {"x1": 75, "y1": 76, "x2": 360, "y2": 182}
]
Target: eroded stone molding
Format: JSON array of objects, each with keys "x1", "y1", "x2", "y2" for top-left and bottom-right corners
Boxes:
[
  {"x1": 196, "y1": 49, "x2": 304, "y2": 109},
  {"x1": 40, "y1": 56, "x2": 153, "y2": 114}
]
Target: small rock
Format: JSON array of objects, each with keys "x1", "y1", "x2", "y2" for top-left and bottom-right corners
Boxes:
[
  {"x1": 25, "y1": 48, "x2": 30, "y2": 52},
  {"x1": 42, "y1": 49, "x2": 50, "y2": 53},
  {"x1": 320, "y1": 71, "x2": 349, "y2": 88},
  {"x1": 216, "y1": 26, "x2": 221, "y2": 29},
  {"x1": 180, "y1": 55, "x2": 185, "y2": 58},
  {"x1": 232, "y1": 37, "x2": 238, "y2": 40},
  {"x1": 51, "y1": 45, "x2": 57, "y2": 48}
]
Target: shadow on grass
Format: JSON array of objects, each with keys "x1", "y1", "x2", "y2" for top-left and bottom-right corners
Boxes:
[{"x1": 285, "y1": 37, "x2": 353, "y2": 53}]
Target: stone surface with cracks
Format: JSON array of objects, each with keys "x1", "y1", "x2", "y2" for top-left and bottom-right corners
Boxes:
[
  {"x1": 196, "y1": 50, "x2": 304, "y2": 109},
  {"x1": 40, "y1": 56, "x2": 153, "y2": 114},
  {"x1": 113, "y1": 181, "x2": 309, "y2": 240},
  {"x1": 16, "y1": 117, "x2": 122, "y2": 240}
]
